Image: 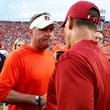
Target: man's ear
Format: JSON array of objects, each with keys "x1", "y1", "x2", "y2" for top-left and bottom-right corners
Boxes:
[{"x1": 68, "y1": 16, "x2": 73, "y2": 30}]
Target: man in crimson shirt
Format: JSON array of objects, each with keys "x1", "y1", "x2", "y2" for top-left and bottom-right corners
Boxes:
[{"x1": 47, "y1": 1, "x2": 110, "y2": 110}]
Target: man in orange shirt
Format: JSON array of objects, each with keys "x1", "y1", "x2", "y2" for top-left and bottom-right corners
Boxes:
[{"x1": 0, "y1": 12, "x2": 55, "y2": 110}]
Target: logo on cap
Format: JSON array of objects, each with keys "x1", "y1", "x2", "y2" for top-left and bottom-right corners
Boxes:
[{"x1": 44, "y1": 16, "x2": 50, "y2": 20}]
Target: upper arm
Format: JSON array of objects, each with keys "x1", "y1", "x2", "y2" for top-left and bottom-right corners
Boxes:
[{"x1": 0, "y1": 52, "x2": 22, "y2": 101}]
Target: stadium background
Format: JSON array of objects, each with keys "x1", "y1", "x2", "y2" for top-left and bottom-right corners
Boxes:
[{"x1": 0, "y1": 9, "x2": 110, "y2": 52}]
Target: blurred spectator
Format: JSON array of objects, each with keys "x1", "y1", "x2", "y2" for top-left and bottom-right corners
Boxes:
[
  {"x1": 0, "y1": 43, "x2": 6, "y2": 72},
  {"x1": 102, "y1": 44, "x2": 110, "y2": 61},
  {"x1": 95, "y1": 30, "x2": 104, "y2": 47},
  {"x1": 13, "y1": 38, "x2": 25, "y2": 50},
  {"x1": 52, "y1": 39, "x2": 67, "y2": 61}
]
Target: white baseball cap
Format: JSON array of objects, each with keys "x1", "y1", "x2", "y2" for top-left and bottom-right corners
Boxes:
[{"x1": 29, "y1": 14, "x2": 54, "y2": 29}]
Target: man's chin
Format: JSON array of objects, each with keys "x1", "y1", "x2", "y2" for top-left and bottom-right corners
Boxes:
[{"x1": 39, "y1": 45, "x2": 49, "y2": 50}]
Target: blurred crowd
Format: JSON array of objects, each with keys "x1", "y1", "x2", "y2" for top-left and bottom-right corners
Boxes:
[{"x1": 0, "y1": 21, "x2": 110, "y2": 52}]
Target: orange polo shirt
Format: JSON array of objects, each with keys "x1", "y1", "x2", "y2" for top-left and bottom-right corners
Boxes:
[{"x1": 0, "y1": 45, "x2": 55, "y2": 110}]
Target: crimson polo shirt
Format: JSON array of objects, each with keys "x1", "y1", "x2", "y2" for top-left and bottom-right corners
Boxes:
[{"x1": 47, "y1": 40, "x2": 110, "y2": 110}]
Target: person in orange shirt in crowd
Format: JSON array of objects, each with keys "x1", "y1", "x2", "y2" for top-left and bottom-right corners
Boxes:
[
  {"x1": 102, "y1": 40, "x2": 110, "y2": 61},
  {"x1": 52, "y1": 39, "x2": 67, "y2": 61},
  {"x1": 0, "y1": 12, "x2": 55, "y2": 110},
  {"x1": 47, "y1": 1, "x2": 110, "y2": 110}
]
